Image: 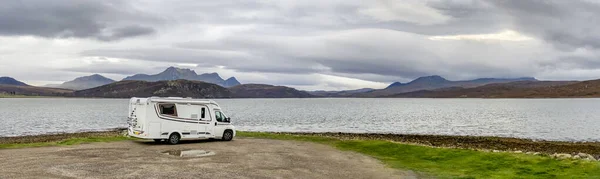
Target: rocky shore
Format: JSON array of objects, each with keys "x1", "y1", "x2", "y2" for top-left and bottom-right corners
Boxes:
[{"x1": 269, "y1": 132, "x2": 600, "y2": 161}]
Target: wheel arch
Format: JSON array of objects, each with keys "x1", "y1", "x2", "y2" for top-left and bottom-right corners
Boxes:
[{"x1": 168, "y1": 131, "x2": 182, "y2": 138}]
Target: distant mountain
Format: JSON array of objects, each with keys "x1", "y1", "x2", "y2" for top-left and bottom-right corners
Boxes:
[
  {"x1": 0, "y1": 77, "x2": 28, "y2": 86},
  {"x1": 386, "y1": 82, "x2": 404, "y2": 88},
  {"x1": 74, "y1": 79, "x2": 232, "y2": 98},
  {"x1": 389, "y1": 80, "x2": 583, "y2": 98},
  {"x1": 364, "y1": 75, "x2": 538, "y2": 97},
  {"x1": 122, "y1": 67, "x2": 241, "y2": 87},
  {"x1": 224, "y1": 77, "x2": 241, "y2": 87},
  {"x1": 309, "y1": 88, "x2": 375, "y2": 97},
  {"x1": 229, "y1": 84, "x2": 313, "y2": 98},
  {"x1": 54, "y1": 74, "x2": 115, "y2": 90}
]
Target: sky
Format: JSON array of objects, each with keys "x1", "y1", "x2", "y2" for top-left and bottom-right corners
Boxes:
[{"x1": 1, "y1": 0, "x2": 600, "y2": 90}]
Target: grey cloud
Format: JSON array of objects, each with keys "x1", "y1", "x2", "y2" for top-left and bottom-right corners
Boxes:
[
  {"x1": 96, "y1": 25, "x2": 156, "y2": 41},
  {"x1": 81, "y1": 47, "x2": 323, "y2": 75},
  {"x1": 0, "y1": 0, "x2": 159, "y2": 41},
  {"x1": 482, "y1": 0, "x2": 600, "y2": 50},
  {"x1": 177, "y1": 27, "x2": 540, "y2": 82},
  {"x1": 538, "y1": 55, "x2": 600, "y2": 70},
  {"x1": 64, "y1": 65, "x2": 143, "y2": 76},
  {"x1": 81, "y1": 48, "x2": 248, "y2": 65},
  {"x1": 9, "y1": 0, "x2": 600, "y2": 89}
]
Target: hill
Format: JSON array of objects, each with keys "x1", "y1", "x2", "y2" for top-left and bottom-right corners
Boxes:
[
  {"x1": 55, "y1": 74, "x2": 115, "y2": 90},
  {"x1": 0, "y1": 85, "x2": 73, "y2": 96},
  {"x1": 74, "y1": 80, "x2": 232, "y2": 98},
  {"x1": 229, "y1": 84, "x2": 313, "y2": 98},
  {"x1": 309, "y1": 88, "x2": 375, "y2": 97},
  {"x1": 122, "y1": 67, "x2": 241, "y2": 87},
  {"x1": 388, "y1": 80, "x2": 589, "y2": 98},
  {"x1": 364, "y1": 76, "x2": 537, "y2": 97},
  {"x1": 0, "y1": 77, "x2": 28, "y2": 86}
]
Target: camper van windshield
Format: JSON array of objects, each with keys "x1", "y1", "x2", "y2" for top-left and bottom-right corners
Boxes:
[{"x1": 159, "y1": 103, "x2": 177, "y2": 116}]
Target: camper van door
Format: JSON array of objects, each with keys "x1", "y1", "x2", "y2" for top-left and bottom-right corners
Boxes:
[{"x1": 198, "y1": 105, "x2": 212, "y2": 137}]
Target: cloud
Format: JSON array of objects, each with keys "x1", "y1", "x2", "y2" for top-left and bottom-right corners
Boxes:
[
  {"x1": 359, "y1": 0, "x2": 451, "y2": 25},
  {"x1": 6, "y1": 0, "x2": 600, "y2": 90},
  {"x1": 429, "y1": 30, "x2": 533, "y2": 41},
  {"x1": 0, "y1": 0, "x2": 159, "y2": 41},
  {"x1": 446, "y1": 0, "x2": 600, "y2": 50}
]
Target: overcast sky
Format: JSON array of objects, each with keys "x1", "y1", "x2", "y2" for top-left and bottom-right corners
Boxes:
[{"x1": 1, "y1": 0, "x2": 599, "y2": 90}]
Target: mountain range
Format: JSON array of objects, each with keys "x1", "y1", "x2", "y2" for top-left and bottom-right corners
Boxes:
[
  {"x1": 3, "y1": 69, "x2": 599, "y2": 98},
  {"x1": 363, "y1": 75, "x2": 538, "y2": 97},
  {"x1": 123, "y1": 67, "x2": 241, "y2": 87},
  {"x1": 74, "y1": 80, "x2": 311, "y2": 98},
  {"x1": 389, "y1": 80, "x2": 583, "y2": 98},
  {"x1": 74, "y1": 79, "x2": 232, "y2": 98}
]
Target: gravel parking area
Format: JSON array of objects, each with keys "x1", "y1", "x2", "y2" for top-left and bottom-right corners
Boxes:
[{"x1": 0, "y1": 138, "x2": 415, "y2": 179}]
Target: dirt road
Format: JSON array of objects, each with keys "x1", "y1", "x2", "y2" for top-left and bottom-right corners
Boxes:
[{"x1": 0, "y1": 138, "x2": 415, "y2": 179}]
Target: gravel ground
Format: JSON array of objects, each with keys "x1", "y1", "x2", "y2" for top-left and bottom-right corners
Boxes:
[{"x1": 0, "y1": 138, "x2": 416, "y2": 179}]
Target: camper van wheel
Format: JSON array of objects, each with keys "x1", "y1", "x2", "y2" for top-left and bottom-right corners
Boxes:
[
  {"x1": 168, "y1": 133, "x2": 181, "y2": 145},
  {"x1": 222, "y1": 130, "x2": 233, "y2": 141}
]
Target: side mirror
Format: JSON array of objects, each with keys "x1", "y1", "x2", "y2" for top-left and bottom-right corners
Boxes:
[{"x1": 225, "y1": 117, "x2": 231, "y2": 123}]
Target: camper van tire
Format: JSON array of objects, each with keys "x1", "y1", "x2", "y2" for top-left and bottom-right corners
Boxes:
[
  {"x1": 222, "y1": 130, "x2": 234, "y2": 141},
  {"x1": 168, "y1": 133, "x2": 181, "y2": 145}
]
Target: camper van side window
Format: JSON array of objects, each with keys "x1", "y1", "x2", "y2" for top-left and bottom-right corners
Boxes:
[
  {"x1": 201, "y1": 108, "x2": 206, "y2": 119},
  {"x1": 159, "y1": 103, "x2": 178, "y2": 117}
]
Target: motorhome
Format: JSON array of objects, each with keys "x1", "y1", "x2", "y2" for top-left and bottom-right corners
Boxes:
[{"x1": 127, "y1": 97, "x2": 235, "y2": 144}]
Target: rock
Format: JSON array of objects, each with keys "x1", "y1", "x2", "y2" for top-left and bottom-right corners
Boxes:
[
  {"x1": 574, "y1": 155, "x2": 581, "y2": 159},
  {"x1": 533, "y1": 152, "x2": 541, "y2": 155},
  {"x1": 514, "y1": 151, "x2": 523, "y2": 154},
  {"x1": 525, "y1": 152, "x2": 533, "y2": 155},
  {"x1": 492, "y1": 150, "x2": 501, "y2": 153},
  {"x1": 552, "y1": 153, "x2": 572, "y2": 159},
  {"x1": 576, "y1": 153, "x2": 596, "y2": 160}
]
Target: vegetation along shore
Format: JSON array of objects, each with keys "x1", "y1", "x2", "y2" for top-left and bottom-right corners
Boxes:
[{"x1": 2, "y1": 130, "x2": 600, "y2": 178}]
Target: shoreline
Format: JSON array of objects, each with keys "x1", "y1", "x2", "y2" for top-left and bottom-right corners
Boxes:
[
  {"x1": 270, "y1": 132, "x2": 600, "y2": 157},
  {"x1": 3, "y1": 129, "x2": 600, "y2": 156}
]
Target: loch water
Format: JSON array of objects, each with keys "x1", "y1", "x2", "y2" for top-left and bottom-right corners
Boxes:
[{"x1": 1, "y1": 98, "x2": 599, "y2": 141}]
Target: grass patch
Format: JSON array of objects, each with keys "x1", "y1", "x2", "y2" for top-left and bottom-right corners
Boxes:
[
  {"x1": 238, "y1": 131, "x2": 600, "y2": 179},
  {"x1": 0, "y1": 136, "x2": 130, "y2": 149}
]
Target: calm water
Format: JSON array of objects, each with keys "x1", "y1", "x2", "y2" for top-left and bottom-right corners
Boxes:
[{"x1": 1, "y1": 98, "x2": 599, "y2": 141}]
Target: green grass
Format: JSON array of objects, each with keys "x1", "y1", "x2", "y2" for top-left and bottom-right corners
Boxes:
[
  {"x1": 237, "y1": 131, "x2": 600, "y2": 179},
  {"x1": 0, "y1": 136, "x2": 131, "y2": 149}
]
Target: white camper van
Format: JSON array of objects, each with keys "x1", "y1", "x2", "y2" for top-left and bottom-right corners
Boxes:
[{"x1": 127, "y1": 97, "x2": 236, "y2": 144}]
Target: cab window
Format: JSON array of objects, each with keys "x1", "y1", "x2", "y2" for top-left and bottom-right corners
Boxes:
[{"x1": 215, "y1": 111, "x2": 224, "y2": 122}]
